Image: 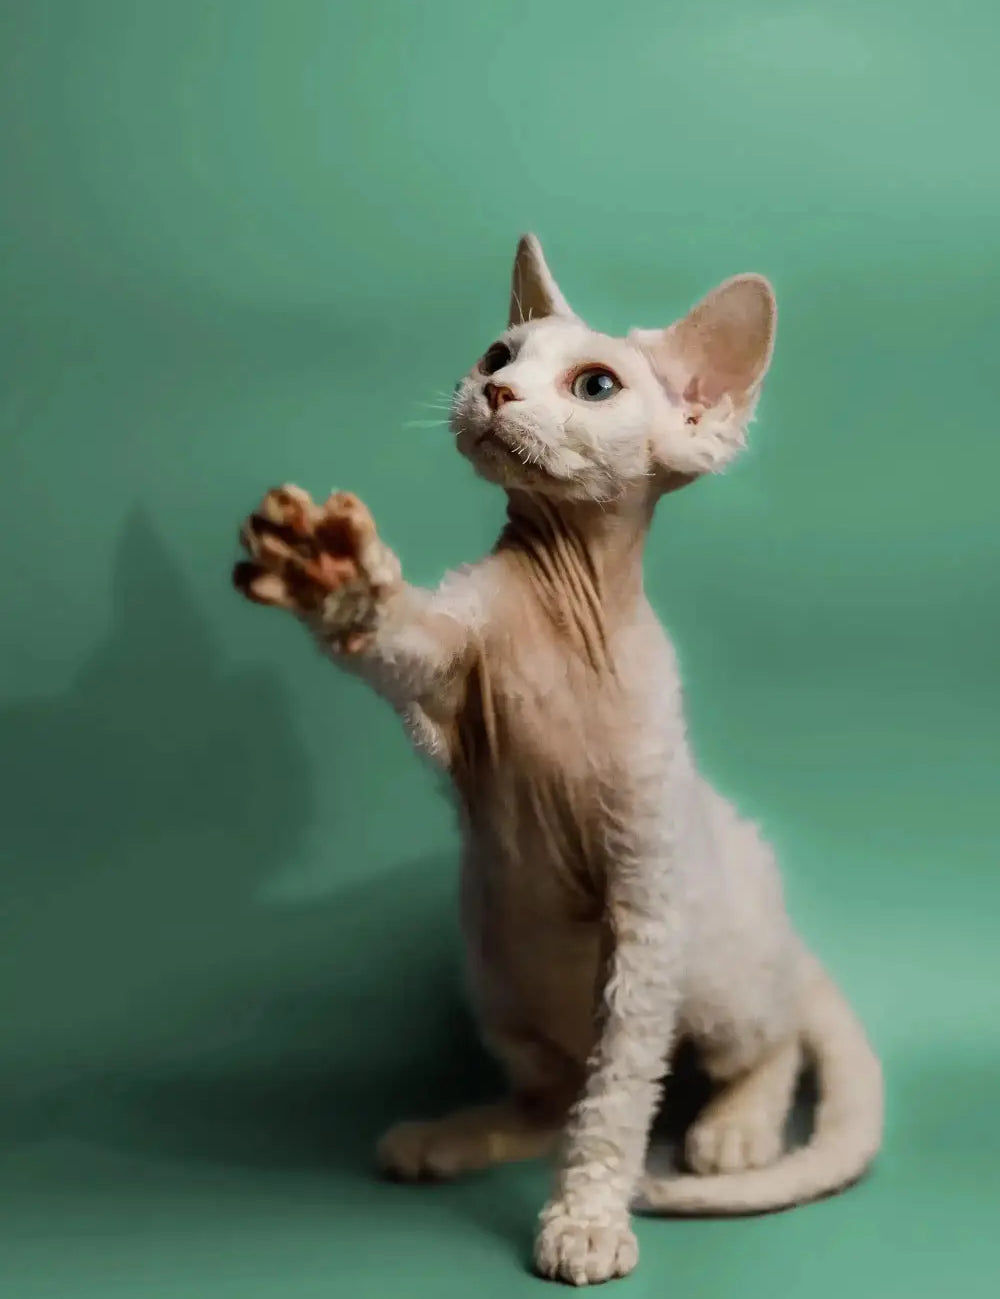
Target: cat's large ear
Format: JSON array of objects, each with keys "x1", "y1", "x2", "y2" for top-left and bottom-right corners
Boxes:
[
  {"x1": 632, "y1": 274, "x2": 776, "y2": 473},
  {"x1": 509, "y1": 234, "x2": 575, "y2": 327}
]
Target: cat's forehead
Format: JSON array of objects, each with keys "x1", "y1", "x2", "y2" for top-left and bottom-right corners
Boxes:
[{"x1": 508, "y1": 316, "x2": 630, "y2": 364}]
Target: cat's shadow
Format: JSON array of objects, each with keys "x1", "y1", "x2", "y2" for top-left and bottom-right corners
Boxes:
[{"x1": 0, "y1": 518, "x2": 491, "y2": 1185}]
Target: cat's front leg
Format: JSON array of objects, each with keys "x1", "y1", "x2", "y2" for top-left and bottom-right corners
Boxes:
[
  {"x1": 234, "y1": 486, "x2": 470, "y2": 723},
  {"x1": 534, "y1": 873, "x2": 680, "y2": 1286}
]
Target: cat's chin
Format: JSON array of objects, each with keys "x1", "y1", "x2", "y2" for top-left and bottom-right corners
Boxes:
[
  {"x1": 455, "y1": 419, "x2": 615, "y2": 502},
  {"x1": 456, "y1": 422, "x2": 535, "y2": 486},
  {"x1": 466, "y1": 444, "x2": 544, "y2": 492},
  {"x1": 467, "y1": 458, "x2": 608, "y2": 505}
]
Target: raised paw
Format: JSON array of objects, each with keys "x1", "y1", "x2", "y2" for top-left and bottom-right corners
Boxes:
[
  {"x1": 684, "y1": 1107, "x2": 783, "y2": 1175},
  {"x1": 534, "y1": 1206, "x2": 638, "y2": 1287},
  {"x1": 233, "y1": 485, "x2": 400, "y2": 651}
]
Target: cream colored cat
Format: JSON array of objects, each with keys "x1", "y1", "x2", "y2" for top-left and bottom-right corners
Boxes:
[{"x1": 233, "y1": 235, "x2": 883, "y2": 1286}]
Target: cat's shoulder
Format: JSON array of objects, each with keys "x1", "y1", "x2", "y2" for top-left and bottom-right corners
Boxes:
[{"x1": 430, "y1": 556, "x2": 500, "y2": 630}]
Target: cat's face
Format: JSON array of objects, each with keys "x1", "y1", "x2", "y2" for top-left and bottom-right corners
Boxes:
[
  {"x1": 450, "y1": 236, "x2": 776, "y2": 504},
  {"x1": 452, "y1": 317, "x2": 667, "y2": 501}
]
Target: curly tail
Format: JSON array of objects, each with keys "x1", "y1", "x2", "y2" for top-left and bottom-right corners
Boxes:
[{"x1": 638, "y1": 960, "x2": 883, "y2": 1216}]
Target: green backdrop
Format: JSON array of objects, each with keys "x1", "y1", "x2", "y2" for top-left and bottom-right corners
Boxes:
[{"x1": 2, "y1": 2, "x2": 997, "y2": 1295}]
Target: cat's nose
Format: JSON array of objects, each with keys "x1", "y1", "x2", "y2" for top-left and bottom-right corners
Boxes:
[{"x1": 484, "y1": 382, "x2": 520, "y2": 412}]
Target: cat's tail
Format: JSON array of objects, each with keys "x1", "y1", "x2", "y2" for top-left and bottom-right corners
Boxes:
[{"x1": 637, "y1": 957, "x2": 883, "y2": 1216}]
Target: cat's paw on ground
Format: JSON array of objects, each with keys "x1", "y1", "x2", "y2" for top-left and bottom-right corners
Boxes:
[
  {"x1": 234, "y1": 485, "x2": 400, "y2": 651},
  {"x1": 377, "y1": 1107, "x2": 554, "y2": 1181},
  {"x1": 684, "y1": 1106, "x2": 783, "y2": 1175},
  {"x1": 377, "y1": 1118, "x2": 481, "y2": 1182},
  {"x1": 534, "y1": 1207, "x2": 638, "y2": 1287}
]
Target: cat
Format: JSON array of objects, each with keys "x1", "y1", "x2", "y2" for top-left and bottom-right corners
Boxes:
[{"x1": 233, "y1": 235, "x2": 883, "y2": 1286}]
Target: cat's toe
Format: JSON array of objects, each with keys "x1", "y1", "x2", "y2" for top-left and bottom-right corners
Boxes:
[
  {"x1": 534, "y1": 1207, "x2": 638, "y2": 1286},
  {"x1": 376, "y1": 1120, "x2": 465, "y2": 1182},
  {"x1": 685, "y1": 1110, "x2": 783, "y2": 1175}
]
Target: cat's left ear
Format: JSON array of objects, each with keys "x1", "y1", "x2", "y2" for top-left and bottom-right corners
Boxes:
[
  {"x1": 509, "y1": 234, "x2": 576, "y2": 327},
  {"x1": 632, "y1": 274, "x2": 776, "y2": 474}
]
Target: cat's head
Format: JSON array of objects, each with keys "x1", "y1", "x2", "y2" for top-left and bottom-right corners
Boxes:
[{"x1": 451, "y1": 235, "x2": 776, "y2": 504}]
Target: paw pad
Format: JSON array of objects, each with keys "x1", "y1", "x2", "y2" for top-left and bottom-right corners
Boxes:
[{"x1": 234, "y1": 486, "x2": 396, "y2": 650}]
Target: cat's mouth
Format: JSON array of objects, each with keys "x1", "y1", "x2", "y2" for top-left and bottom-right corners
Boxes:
[
  {"x1": 454, "y1": 407, "x2": 556, "y2": 486},
  {"x1": 475, "y1": 424, "x2": 524, "y2": 460}
]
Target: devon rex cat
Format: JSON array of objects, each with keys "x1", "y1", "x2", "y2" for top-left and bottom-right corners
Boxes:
[{"x1": 233, "y1": 235, "x2": 883, "y2": 1286}]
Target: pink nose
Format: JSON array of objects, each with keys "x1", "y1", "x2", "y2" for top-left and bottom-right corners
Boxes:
[{"x1": 484, "y1": 382, "x2": 519, "y2": 412}]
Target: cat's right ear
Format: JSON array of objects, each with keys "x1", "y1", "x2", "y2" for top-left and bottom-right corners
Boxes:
[{"x1": 509, "y1": 234, "x2": 575, "y2": 327}]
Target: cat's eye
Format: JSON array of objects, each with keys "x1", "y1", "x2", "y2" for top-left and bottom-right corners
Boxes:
[
  {"x1": 479, "y1": 341, "x2": 512, "y2": 376},
  {"x1": 570, "y1": 367, "x2": 621, "y2": 402}
]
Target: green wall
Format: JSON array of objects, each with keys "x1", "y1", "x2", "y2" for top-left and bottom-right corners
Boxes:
[{"x1": 1, "y1": 2, "x2": 997, "y2": 1295}]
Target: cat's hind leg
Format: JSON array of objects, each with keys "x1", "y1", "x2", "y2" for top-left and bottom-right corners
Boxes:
[
  {"x1": 377, "y1": 1100, "x2": 559, "y2": 1181},
  {"x1": 377, "y1": 1031, "x2": 579, "y2": 1182},
  {"x1": 684, "y1": 1036, "x2": 801, "y2": 1175}
]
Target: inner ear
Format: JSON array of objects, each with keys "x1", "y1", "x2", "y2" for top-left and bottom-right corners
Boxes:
[
  {"x1": 509, "y1": 233, "x2": 576, "y2": 327},
  {"x1": 636, "y1": 274, "x2": 776, "y2": 410}
]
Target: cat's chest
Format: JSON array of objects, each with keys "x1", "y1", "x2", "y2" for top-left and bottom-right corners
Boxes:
[
  {"x1": 449, "y1": 631, "x2": 631, "y2": 909},
  {"x1": 462, "y1": 630, "x2": 621, "y2": 780}
]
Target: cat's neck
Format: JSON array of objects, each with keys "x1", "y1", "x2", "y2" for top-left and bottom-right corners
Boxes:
[{"x1": 494, "y1": 490, "x2": 651, "y2": 661}]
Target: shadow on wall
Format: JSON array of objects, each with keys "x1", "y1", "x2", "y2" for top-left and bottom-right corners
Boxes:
[{"x1": 0, "y1": 514, "x2": 491, "y2": 1173}]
